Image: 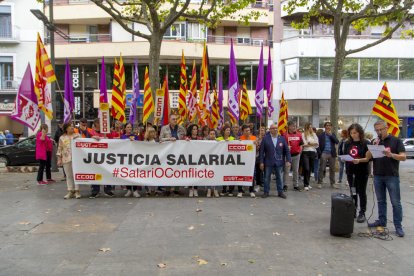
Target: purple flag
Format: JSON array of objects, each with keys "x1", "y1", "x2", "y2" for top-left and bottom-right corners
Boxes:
[
  {"x1": 255, "y1": 45, "x2": 264, "y2": 119},
  {"x1": 266, "y1": 47, "x2": 274, "y2": 118},
  {"x1": 217, "y1": 70, "x2": 224, "y2": 129},
  {"x1": 228, "y1": 39, "x2": 239, "y2": 122},
  {"x1": 63, "y1": 59, "x2": 74, "y2": 123},
  {"x1": 10, "y1": 63, "x2": 40, "y2": 130},
  {"x1": 129, "y1": 60, "x2": 140, "y2": 124},
  {"x1": 99, "y1": 56, "x2": 108, "y2": 104}
]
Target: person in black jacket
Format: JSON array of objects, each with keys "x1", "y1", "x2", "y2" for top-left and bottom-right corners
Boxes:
[
  {"x1": 317, "y1": 122, "x2": 339, "y2": 188},
  {"x1": 342, "y1": 124, "x2": 370, "y2": 223}
]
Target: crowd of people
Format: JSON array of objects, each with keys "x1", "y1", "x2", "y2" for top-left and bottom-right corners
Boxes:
[
  {"x1": 35, "y1": 115, "x2": 407, "y2": 237},
  {"x1": 0, "y1": 130, "x2": 16, "y2": 146}
]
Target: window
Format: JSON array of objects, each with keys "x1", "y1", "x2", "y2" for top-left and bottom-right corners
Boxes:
[
  {"x1": 342, "y1": 58, "x2": 358, "y2": 80},
  {"x1": 0, "y1": 5, "x2": 11, "y2": 39},
  {"x1": 187, "y1": 23, "x2": 207, "y2": 40},
  {"x1": 320, "y1": 58, "x2": 334, "y2": 80},
  {"x1": 399, "y1": 59, "x2": 414, "y2": 80},
  {"x1": 88, "y1": 25, "x2": 98, "y2": 42},
  {"x1": 284, "y1": 59, "x2": 298, "y2": 81},
  {"x1": 164, "y1": 22, "x2": 186, "y2": 40},
  {"x1": 379, "y1": 59, "x2": 398, "y2": 80},
  {"x1": 237, "y1": 37, "x2": 251, "y2": 45},
  {"x1": 299, "y1": 58, "x2": 318, "y2": 80},
  {"x1": 0, "y1": 56, "x2": 13, "y2": 89},
  {"x1": 360, "y1": 58, "x2": 378, "y2": 80}
]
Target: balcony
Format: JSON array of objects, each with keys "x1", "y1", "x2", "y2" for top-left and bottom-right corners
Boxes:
[
  {"x1": 0, "y1": 78, "x2": 18, "y2": 91},
  {"x1": 0, "y1": 25, "x2": 20, "y2": 43},
  {"x1": 207, "y1": 35, "x2": 272, "y2": 47},
  {"x1": 49, "y1": 33, "x2": 111, "y2": 44}
]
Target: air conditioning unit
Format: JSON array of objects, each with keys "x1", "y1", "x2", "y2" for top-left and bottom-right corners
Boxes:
[{"x1": 252, "y1": 39, "x2": 263, "y2": 46}]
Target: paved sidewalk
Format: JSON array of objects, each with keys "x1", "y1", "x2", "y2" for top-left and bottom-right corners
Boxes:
[{"x1": 0, "y1": 162, "x2": 413, "y2": 276}]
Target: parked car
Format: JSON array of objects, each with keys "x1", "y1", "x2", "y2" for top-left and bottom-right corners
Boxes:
[
  {"x1": 0, "y1": 135, "x2": 38, "y2": 166},
  {"x1": 402, "y1": 138, "x2": 414, "y2": 158}
]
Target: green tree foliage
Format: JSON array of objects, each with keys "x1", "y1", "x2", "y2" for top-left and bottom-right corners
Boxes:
[
  {"x1": 284, "y1": 0, "x2": 414, "y2": 133},
  {"x1": 90, "y1": 0, "x2": 262, "y2": 93}
]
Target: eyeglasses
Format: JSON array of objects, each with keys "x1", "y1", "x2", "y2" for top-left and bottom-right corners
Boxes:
[{"x1": 375, "y1": 128, "x2": 386, "y2": 133}]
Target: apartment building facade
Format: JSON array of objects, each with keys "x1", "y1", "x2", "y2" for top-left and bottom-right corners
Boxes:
[
  {"x1": 275, "y1": 0, "x2": 414, "y2": 137},
  {"x1": 0, "y1": 0, "x2": 43, "y2": 133},
  {"x1": 43, "y1": 0, "x2": 274, "y2": 127}
]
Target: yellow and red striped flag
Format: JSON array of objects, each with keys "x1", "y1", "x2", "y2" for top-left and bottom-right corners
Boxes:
[
  {"x1": 372, "y1": 82, "x2": 400, "y2": 136},
  {"x1": 110, "y1": 56, "x2": 126, "y2": 123},
  {"x1": 188, "y1": 60, "x2": 197, "y2": 122},
  {"x1": 35, "y1": 32, "x2": 56, "y2": 119},
  {"x1": 210, "y1": 86, "x2": 219, "y2": 129},
  {"x1": 199, "y1": 43, "x2": 210, "y2": 121},
  {"x1": 278, "y1": 91, "x2": 288, "y2": 135},
  {"x1": 142, "y1": 66, "x2": 154, "y2": 124},
  {"x1": 240, "y1": 79, "x2": 252, "y2": 122},
  {"x1": 178, "y1": 50, "x2": 188, "y2": 124}
]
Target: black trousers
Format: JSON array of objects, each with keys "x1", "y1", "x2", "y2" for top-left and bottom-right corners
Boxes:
[
  {"x1": 301, "y1": 151, "x2": 316, "y2": 187},
  {"x1": 37, "y1": 152, "x2": 52, "y2": 181},
  {"x1": 91, "y1": 185, "x2": 113, "y2": 194},
  {"x1": 347, "y1": 172, "x2": 368, "y2": 213}
]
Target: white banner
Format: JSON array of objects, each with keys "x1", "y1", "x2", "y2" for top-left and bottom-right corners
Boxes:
[{"x1": 72, "y1": 139, "x2": 255, "y2": 186}]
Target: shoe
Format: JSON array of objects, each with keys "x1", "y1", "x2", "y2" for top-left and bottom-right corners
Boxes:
[
  {"x1": 133, "y1": 190, "x2": 141, "y2": 198},
  {"x1": 213, "y1": 190, "x2": 220, "y2": 197},
  {"x1": 237, "y1": 192, "x2": 243, "y2": 198},
  {"x1": 189, "y1": 189, "x2": 194, "y2": 198},
  {"x1": 206, "y1": 189, "x2": 212, "y2": 198},
  {"x1": 356, "y1": 213, "x2": 366, "y2": 223},
  {"x1": 89, "y1": 192, "x2": 99, "y2": 199},
  {"x1": 261, "y1": 193, "x2": 269, "y2": 198},
  {"x1": 228, "y1": 193, "x2": 234, "y2": 197},
  {"x1": 125, "y1": 190, "x2": 132, "y2": 197},
  {"x1": 47, "y1": 179, "x2": 56, "y2": 183},
  {"x1": 194, "y1": 189, "x2": 198, "y2": 197},
  {"x1": 367, "y1": 220, "x2": 386, "y2": 228},
  {"x1": 293, "y1": 187, "x2": 302, "y2": 192},
  {"x1": 283, "y1": 185, "x2": 288, "y2": 192},
  {"x1": 304, "y1": 187, "x2": 309, "y2": 191},
  {"x1": 104, "y1": 191, "x2": 115, "y2": 197},
  {"x1": 254, "y1": 186, "x2": 260, "y2": 192},
  {"x1": 317, "y1": 184, "x2": 322, "y2": 189},
  {"x1": 37, "y1": 181, "x2": 48, "y2": 185},
  {"x1": 64, "y1": 191, "x2": 74, "y2": 199},
  {"x1": 278, "y1": 192, "x2": 287, "y2": 199},
  {"x1": 395, "y1": 227, "x2": 405, "y2": 237},
  {"x1": 250, "y1": 192, "x2": 256, "y2": 198},
  {"x1": 331, "y1": 184, "x2": 341, "y2": 189},
  {"x1": 337, "y1": 180, "x2": 342, "y2": 184},
  {"x1": 74, "y1": 190, "x2": 81, "y2": 199}
]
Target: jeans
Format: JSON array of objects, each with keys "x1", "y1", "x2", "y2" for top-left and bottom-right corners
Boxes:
[
  {"x1": 284, "y1": 154, "x2": 300, "y2": 188},
  {"x1": 313, "y1": 158, "x2": 319, "y2": 181},
  {"x1": 264, "y1": 165, "x2": 283, "y2": 194},
  {"x1": 318, "y1": 153, "x2": 336, "y2": 185},
  {"x1": 338, "y1": 160, "x2": 345, "y2": 182},
  {"x1": 373, "y1": 175, "x2": 403, "y2": 228},
  {"x1": 302, "y1": 151, "x2": 315, "y2": 187},
  {"x1": 347, "y1": 173, "x2": 368, "y2": 213},
  {"x1": 91, "y1": 185, "x2": 113, "y2": 194},
  {"x1": 37, "y1": 151, "x2": 52, "y2": 181}
]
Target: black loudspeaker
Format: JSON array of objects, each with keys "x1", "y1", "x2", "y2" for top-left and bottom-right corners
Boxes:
[{"x1": 330, "y1": 193, "x2": 355, "y2": 238}]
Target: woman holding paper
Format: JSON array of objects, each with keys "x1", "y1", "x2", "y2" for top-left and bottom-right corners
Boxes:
[{"x1": 343, "y1": 123, "x2": 370, "y2": 223}]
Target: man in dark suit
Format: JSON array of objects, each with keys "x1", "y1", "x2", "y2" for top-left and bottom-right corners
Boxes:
[
  {"x1": 317, "y1": 122, "x2": 339, "y2": 188},
  {"x1": 259, "y1": 124, "x2": 291, "y2": 199}
]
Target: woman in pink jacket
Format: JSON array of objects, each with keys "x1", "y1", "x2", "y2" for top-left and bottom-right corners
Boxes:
[{"x1": 36, "y1": 124, "x2": 55, "y2": 185}]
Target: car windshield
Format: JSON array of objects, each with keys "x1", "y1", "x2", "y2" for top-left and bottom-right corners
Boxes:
[{"x1": 17, "y1": 138, "x2": 35, "y2": 149}]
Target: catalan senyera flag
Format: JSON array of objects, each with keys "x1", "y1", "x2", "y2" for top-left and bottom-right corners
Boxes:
[
  {"x1": 142, "y1": 66, "x2": 154, "y2": 124},
  {"x1": 210, "y1": 86, "x2": 219, "y2": 129},
  {"x1": 161, "y1": 74, "x2": 170, "y2": 126},
  {"x1": 240, "y1": 79, "x2": 252, "y2": 122},
  {"x1": 35, "y1": 32, "x2": 56, "y2": 120},
  {"x1": 278, "y1": 91, "x2": 288, "y2": 135},
  {"x1": 178, "y1": 50, "x2": 188, "y2": 124},
  {"x1": 372, "y1": 82, "x2": 400, "y2": 136},
  {"x1": 188, "y1": 60, "x2": 197, "y2": 122},
  {"x1": 111, "y1": 56, "x2": 126, "y2": 123},
  {"x1": 199, "y1": 43, "x2": 210, "y2": 121}
]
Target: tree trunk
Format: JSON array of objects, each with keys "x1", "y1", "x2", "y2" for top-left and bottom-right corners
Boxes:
[
  {"x1": 330, "y1": 51, "x2": 345, "y2": 135},
  {"x1": 148, "y1": 34, "x2": 162, "y2": 94}
]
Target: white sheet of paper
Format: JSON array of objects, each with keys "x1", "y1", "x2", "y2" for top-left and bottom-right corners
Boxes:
[
  {"x1": 339, "y1": 155, "x2": 354, "y2": 162},
  {"x1": 367, "y1": 145, "x2": 386, "y2": 158}
]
